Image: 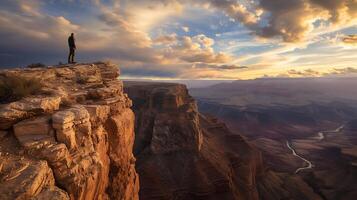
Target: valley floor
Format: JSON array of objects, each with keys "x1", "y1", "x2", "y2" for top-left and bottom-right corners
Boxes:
[{"x1": 196, "y1": 100, "x2": 357, "y2": 200}]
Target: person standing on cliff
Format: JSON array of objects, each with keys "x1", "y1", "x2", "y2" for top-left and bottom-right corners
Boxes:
[{"x1": 68, "y1": 33, "x2": 76, "y2": 64}]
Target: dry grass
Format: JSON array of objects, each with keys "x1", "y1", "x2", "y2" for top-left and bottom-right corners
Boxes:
[
  {"x1": 0, "y1": 75, "x2": 42, "y2": 103},
  {"x1": 27, "y1": 63, "x2": 46, "y2": 68}
]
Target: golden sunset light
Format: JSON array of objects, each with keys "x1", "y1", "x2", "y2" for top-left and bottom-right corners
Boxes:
[{"x1": 0, "y1": 0, "x2": 356, "y2": 79}]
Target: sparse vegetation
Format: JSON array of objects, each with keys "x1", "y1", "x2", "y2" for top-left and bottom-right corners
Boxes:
[
  {"x1": 0, "y1": 75, "x2": 42, "y2": 103},
  {"x1": 26, "y1": 63, "x2": 46, "y2": 68},
  {"x1": 76, "y1": 76, "x2": 89, "y2": 84}
]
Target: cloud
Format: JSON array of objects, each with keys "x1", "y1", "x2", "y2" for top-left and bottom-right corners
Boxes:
[
  {"x1": 182, "y1": 26, "x2": 190, "y2": 32},
  {"x1": 207, "y1": 0, "x2": 261, "y2": 26},
  {"x1": 254, "y1": 0, "x2": 357, "y2": 42},
  {"x1": 0, "y1": 0, "x2": 239, "y2": 80},
  {"x1": 193, "y1": 34, "x2": 214, "y2": 47},
  {"x1": 262, "y1": 68, "x2": 323, "y2": 78},
  {"x1": 262, "y1": 67, "x2": 357, "y2": 79},
  {"x1": 178, "y1": 68, "x2": 238, "y2": 79},
  {"x1": 309, "y1": 0, "x2": 355, "y2": 22},
  {"x1": 193, "y1": 63, "x2": 248, "y2": 70},
  {"x1": 97, "y1": 9, "x2": 153, "y2": 48},
  {"x1": 155, "y1": 34, "x2": 233, "y2": 63},
  {"x1": 1, "y1": 0, "x2": 357, "y2": 80},
  {"x1": 193, "y1": 0, "x2": 357, "y2": 43},
  {"x1": 287, "y1": 69, "x2": 321, "y2": 77},
  {"x1": 215, "y1": 64, "x2": 248, "y2": 70},
  {"x1": 0, "y1": 0, "x2": 40, "y2": 16},
  {"x1": 0, "y1": 0, "x2": 79, "y2": 57},
  {"x1": 342, "y1": 34, "x2": 357, "y2": 45},
  {"x1": 0, "y1": 0, "x2": 166, "y2": 67},
  {"x1": 140, "y1": 0, "x2": 357, "y2": 43},
  {"x1": 154, "y1": 34, "x2": 177, "y2": 44},
  {"x1": 331, "y1": 67, "x2": 357, "y2": 74}
]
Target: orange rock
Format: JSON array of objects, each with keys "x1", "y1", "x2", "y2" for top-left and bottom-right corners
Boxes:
[{"x1": 0, "y1": 63, "x2": 139, "y2": 200}]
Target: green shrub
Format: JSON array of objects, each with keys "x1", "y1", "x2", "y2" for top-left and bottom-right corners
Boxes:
[
  {"x1": 0, "y1": 75, "x2": 42, "y2": 103},
  {"x1": 27, "y1": 63, "x2": 46, "y2": 68}
]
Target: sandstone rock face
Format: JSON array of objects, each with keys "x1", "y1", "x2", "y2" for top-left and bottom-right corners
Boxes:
[
  {"x1": 0, "y1": 154, "x2": 69, "y2": 200},
  {"x1": 124, "y1": 82, "x2": 263, "y2": 200},
  {"x1": 125, "y1": 82, "x2": 202, "y2": 154},
  {"x1": 0, "y1": 63, "x2": 139, "y2": 200}
]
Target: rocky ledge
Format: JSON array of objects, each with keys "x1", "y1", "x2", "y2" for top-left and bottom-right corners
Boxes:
[{"x1": 0, "y1": 63, "x2": 139, "y2": 200}]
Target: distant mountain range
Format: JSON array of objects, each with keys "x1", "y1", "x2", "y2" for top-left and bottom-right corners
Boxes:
[{"x1": 190, "y1": 77, "x2": 357, "y2": 106}]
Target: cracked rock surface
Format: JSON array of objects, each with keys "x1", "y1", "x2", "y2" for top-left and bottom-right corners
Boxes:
[{"x1": 0, "y1": 63, "x2": 139, "y2": 200}]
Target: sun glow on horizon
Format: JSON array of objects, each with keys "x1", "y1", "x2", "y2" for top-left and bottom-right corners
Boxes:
[{"x1": 0, "y1": 0, "x2": 357, "y2": 79}]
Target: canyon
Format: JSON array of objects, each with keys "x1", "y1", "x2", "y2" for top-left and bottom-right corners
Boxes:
[
  {"x1": 191, "y1": 78, "x2": 357, "y2": 200},
  {"x1": 124, "y1": 82, "x2": 263, "y2": 199},
  {"x1": 124, "y1": 81, "x2": 322, "y2": 200},
  {"x1": 1, "y1": 64, "x2": 356, "y2": 200}
]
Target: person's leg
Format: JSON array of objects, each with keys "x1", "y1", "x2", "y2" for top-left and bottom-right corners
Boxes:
[
  {"x1": 68, "y1": 48, "x2": 71, "y2": 64},
  {"x1": 69, "y1": 48, "x2": 75, "y2": 63},
  {"x1": 71, "y1": 49, "x2": 75, "y2": 63}
]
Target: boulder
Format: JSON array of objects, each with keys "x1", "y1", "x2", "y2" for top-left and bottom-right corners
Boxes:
[
  {"x1": 13, "y1": 116, "x2": 52, "y2": 137},
  {"x1": 0, "y1": 96, "x2": 61, "y2": 130},
  {"x1": 0, "y1": 155, "x2": 69, "y2": 200},
  {"x1": 13, "y1": 116, "x2": 55, "y2": 146}
]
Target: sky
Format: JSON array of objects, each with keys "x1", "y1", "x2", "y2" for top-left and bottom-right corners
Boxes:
[{"x1": 0, "y1": 0, "x2": 357, "y2": 80}]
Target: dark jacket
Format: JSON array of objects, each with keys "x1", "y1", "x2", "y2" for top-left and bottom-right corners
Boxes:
[{"x1": 68, "y1": 36, "x2": 76, "y2": 48}]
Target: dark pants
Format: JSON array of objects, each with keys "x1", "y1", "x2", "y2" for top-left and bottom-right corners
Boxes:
[{"x1": 68, "y1": 47, "x2": 75, "y2": 63}]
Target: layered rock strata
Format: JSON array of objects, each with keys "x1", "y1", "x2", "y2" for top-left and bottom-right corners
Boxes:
[
  {"x1": 124, "y1": 82, "x2": 264, "y2": 200},
  {"x1": 0, "y1": 63, "x2": 139, "y2": 200},
  {"x1": 124, "y1": 82, "x2": 202, "y2": 155}
]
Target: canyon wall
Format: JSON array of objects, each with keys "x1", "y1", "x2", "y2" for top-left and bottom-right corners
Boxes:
[
  {"x1": 125, "y1": 82, "x2": 323, "y2": 200},
  {"x1": 0, "y1": 63, "x2": 139, "y2": 200},
  {"x1": 124, "y1": 82, "x2": 264, "y2": 200}
]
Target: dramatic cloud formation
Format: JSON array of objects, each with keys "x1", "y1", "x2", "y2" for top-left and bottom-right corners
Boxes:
[
  {"x1": 208, "y1": 0, "x2": 357, "y2": 42},
  {"x1": 157, "y1": 34, "x2": 232, "y2": 63},
  {"x1": 0, "y1": 0, "x2": 356, "y2": 79},
  {"x1": 0, "y1": 0, "x2": 78, "y2": 53},
  {"x1": 151, "y1": 0, "x2": 357, "y2": 42}
]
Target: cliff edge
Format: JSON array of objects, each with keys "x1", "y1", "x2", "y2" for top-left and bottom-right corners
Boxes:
[
  {"x1": 0, "y1": 63, "x2": 139, "y2": 200},
  {"x1": 124, "y1": 82, "x2": 264, "y2": 200}
]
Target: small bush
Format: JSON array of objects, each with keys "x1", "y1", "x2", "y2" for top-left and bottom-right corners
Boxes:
[
  {"x1": 76, "y1": 76, "x2": 89, "y2": 84},
  {"x1": 0, "y1": 75, "x2": 42, "y2": 103},
  {"x1": 27, "y1": 63, "x2": 46, "y2": 68}
]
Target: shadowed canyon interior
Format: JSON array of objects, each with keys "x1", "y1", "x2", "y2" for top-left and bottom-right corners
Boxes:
[{"x1": 1, "y1": 64, "x2": 357, "y2": 200}]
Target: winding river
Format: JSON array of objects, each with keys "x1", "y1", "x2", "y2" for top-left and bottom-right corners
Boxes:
[
  {"x1": 286, "y1": 124, "x2": 345, "y2": 174},
  {"x1": 316, "y1": 125, "x2": 344, "y2": 141},
  {"x1": 286, "y1": 140, "x2": 313, "y2": 174}
]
